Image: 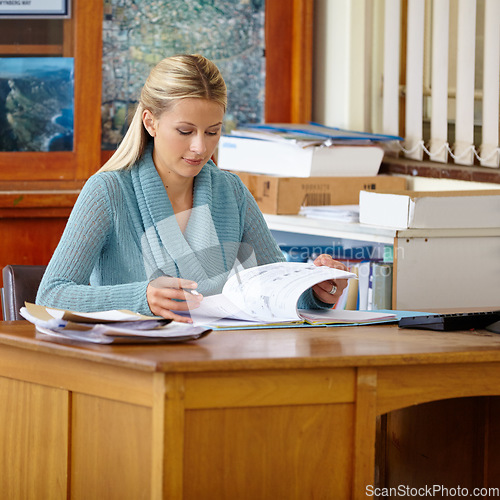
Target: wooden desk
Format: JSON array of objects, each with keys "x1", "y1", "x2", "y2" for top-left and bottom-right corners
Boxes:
[{"x1": 1, "y1": 321, "x2": 500, "y2": 499}]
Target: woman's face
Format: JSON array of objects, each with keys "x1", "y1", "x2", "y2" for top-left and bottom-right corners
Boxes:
[{"x1": 143, "y1": 98, "x2": 224, "y2": 181}]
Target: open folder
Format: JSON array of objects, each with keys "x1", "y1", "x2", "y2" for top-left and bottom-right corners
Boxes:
[{"x1": 175, "y1": 262, "x2": 397, "y2": 329}]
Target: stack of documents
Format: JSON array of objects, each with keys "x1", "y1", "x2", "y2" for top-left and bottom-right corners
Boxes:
[
  {"x1": 21, "y1": 303, "x2": 212, "y2": 344},
  {"x1": 218, "y1": 123, "x2": 402, "y2": 178}
]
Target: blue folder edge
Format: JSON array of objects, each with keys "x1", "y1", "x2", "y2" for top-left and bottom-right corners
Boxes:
[{"x1": 236, "y1": 122, "x2": 403, "y2": 142}]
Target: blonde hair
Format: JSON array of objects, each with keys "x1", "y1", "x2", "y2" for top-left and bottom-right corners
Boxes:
[{"x1": 99, "y1": 54, "x2": 227, "y2": 172}]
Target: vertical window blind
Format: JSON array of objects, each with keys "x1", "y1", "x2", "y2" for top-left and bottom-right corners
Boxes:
[{"x1": 380, "y1": 0, "x2": 499, "y2": 168}]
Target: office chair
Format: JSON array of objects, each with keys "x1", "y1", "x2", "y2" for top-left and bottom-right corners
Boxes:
[{"x1": 1, "y1": 265, "x2": 47, "y2": 321}]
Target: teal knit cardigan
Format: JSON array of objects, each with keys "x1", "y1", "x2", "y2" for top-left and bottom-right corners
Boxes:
[{"x1": 36, "y1": 144, "x2": 326, "y2": 315}]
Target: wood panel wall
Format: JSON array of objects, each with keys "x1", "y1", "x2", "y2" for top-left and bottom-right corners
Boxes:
[{"x1": 0, "y1": 0, "x2": 313, "y2": 319}]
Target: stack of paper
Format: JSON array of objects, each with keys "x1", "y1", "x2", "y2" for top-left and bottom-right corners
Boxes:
[
  {"x1": 217, "y1": 123, "x2": 402, "y2": 178},
  {"x1": 299, "y1": 204, "x2": 360, "y2": 222},
  {"x1": 21, "y1": 303, "x2": 212, "y2": 344}
]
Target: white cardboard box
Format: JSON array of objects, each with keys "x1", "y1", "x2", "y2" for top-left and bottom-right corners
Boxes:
[
  {"x1": 217, "y1": 135, "x2": 384, "y2": 177},
  {"x1": 359, "y1": 189, "x2": 500, "y2": 229}
]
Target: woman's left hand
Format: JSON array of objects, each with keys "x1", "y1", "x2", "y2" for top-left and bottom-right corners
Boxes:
[{"x1": 311, "y1": 254, "x2": 349, "y2": 305}]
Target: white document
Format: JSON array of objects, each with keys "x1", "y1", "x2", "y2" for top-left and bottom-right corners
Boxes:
[{"x1": 45, "y1": 307, "x2": 153, "y2": 323}]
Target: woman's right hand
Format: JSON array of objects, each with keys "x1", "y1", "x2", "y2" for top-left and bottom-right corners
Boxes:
[{"x1": 146, "y1": 276, "x2": 203, "y2": 323}]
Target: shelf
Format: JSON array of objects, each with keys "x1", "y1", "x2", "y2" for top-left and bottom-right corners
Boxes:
[
  {"x1": 264, "y1": 214, "x2": 397, "y2": 244},
  {"x1": 381, "y1": 155, "x2": 500, "y2": 185},
  {"x1": 0, "y1": 44, "x2": 64, "y2": 55},
  {"x1": 264, "y1": 214, "x2": 500, "y2": 245}
]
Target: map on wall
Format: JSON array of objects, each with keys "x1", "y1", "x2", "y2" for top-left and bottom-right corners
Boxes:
[
  {"x1": 102, "y1": 0, "x2": 265, "y2": 150},
  {"x1": 0, "y1": 57, "x2": 74, "y2": 152}
]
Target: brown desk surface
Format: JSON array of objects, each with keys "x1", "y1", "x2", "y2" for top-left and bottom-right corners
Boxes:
[{"x1": 1, "y1": 320, "x2": 500, "y2": 373}]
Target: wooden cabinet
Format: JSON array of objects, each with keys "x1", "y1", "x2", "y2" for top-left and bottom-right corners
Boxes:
[
  {"x1": 380, "y1": 398, "x2": 500, "y2": 494},
  {"x1": 2, "y1": 321, "x2": 500, "y2": 498}
]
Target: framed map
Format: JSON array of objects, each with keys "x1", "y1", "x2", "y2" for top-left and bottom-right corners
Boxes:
[{"x1": 102, "y1": 0, "x2": 265, "y2": 150}]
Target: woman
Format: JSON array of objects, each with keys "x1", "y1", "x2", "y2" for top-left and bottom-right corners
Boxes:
[{"x1": 36, "y1": 54, "x2": 347, "y2": 322}]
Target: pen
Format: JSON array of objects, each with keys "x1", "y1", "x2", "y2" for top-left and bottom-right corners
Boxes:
[
  {"x1": 162, "y1": 274, "x2": 200, "y2": 296},
  {"x1": 234, "y1": 266, "x2": 243, "y2": 286}
]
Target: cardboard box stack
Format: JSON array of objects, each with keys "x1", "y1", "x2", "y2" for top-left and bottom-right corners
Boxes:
[
  {"x1": 217, "y1": 123, "x2": 405, "y2": 215},
  {"x1": 233, "y1": 172, "x2": 407, "y2": 215}
]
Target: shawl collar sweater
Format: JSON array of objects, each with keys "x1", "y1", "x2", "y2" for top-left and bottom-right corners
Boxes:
[{"x1": 37, "y1": 144, "x2": 325, "y2": 315}]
